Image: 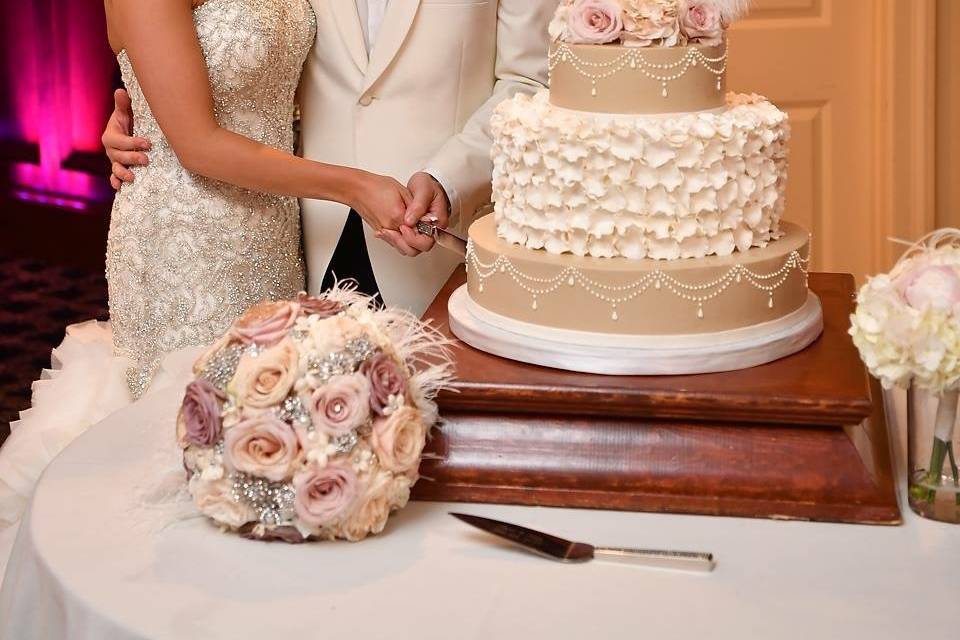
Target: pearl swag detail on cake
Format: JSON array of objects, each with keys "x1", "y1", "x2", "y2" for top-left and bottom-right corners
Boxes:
[
  {"x1": 549, "y1": 40, "x2": 728, "y2": 99},
  {"x1": 467, "y1": 238, "x2": 810, "y2": 323}
]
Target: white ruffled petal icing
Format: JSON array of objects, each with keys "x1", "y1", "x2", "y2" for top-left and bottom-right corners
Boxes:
[{"x1": 491, "y1": 90, "x2": 790, "y2": 260}]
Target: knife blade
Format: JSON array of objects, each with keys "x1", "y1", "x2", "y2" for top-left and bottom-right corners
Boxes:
[
  {"x1": 451, "y1": 513, "x2": 715, "y2": 573},
  {"x1": 415, "y1": 217, "x2": 467, "y2": 259}
]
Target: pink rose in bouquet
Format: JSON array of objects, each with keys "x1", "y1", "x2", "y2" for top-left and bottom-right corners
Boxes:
[
  {"x1": 372, "y1": 406, "x2": 427, "y2": 474},
  {"x1": 567, "y1": 0, "x2": 625, "y2": 45},
  {"x1": 293, "y1": 461, "x2": 360, "y2": 528},
  {"x1": 224, "y1": 412, "x2": 301, "y2": 482},
  {"x1": 303, "y1": 373, "x2": 371, "y2": 437},
  {"x1": 296, "y1": 292, "x2": 342, "y2": 319},
  {"x1": 362, "y1": 353, "x2": 407, "y2": 416},
  {"x1": 178, "y1": 379, "x2": 225, "y2": 447},
  {"x1": 231, "y1": 300, "x2": 300, "y2": 346}
]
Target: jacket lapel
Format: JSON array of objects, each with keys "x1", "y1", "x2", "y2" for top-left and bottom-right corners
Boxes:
[
  {"x1": 362, "y1": 0, "x2": 421, "y2": 94},
  {"x1": 328, "y1": 0, "x2": 369, "y2": 74}
]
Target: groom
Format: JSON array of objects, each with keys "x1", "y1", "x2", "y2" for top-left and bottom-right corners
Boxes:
[{"x1": 103, "y1": 0, "x2": 552, "y2": 315}]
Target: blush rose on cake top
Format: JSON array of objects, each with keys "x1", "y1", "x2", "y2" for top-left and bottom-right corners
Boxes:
[
  {"x1": 178, "y1": 288, "x2": 454, "y2": 543},
  {"x1": 549, "y1": 0, "x2": 751, "y2": 47}
]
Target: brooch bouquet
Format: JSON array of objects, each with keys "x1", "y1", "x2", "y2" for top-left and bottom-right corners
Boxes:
[
  {"x1": 177, "y1": 288, "x2": 454, "y2": 542},
  {"x1": 850, "y1": 230, "x2": 960, "y2": 522}
]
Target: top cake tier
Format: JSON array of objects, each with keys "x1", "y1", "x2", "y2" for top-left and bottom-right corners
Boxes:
[{"x1": 549, "y1": 41, "x2": 727, "y2": 114}]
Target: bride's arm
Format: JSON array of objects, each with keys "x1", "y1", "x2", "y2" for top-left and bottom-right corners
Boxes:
[{"x1": 110, "y1": 0, "x2": 407, "y2": 231}]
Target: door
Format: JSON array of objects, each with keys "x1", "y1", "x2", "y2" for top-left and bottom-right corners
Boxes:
[{"x1": 729, "y1": 0, "x2": 937, "y2": 280}]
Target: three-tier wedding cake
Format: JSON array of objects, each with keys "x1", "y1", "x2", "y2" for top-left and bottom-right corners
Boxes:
[{"x1": 448, "y1": 0, "x2": 823, "y2": 375}]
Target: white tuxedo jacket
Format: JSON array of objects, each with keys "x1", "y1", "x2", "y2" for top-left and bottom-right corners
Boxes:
[{"x1": 300, "y1": 0, "x2": 552, "y2": 314}]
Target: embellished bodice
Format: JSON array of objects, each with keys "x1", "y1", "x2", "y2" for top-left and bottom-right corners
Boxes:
[
  {"x1": 117, "y1": 0, "x2": 315, "y2": 174},
  {"x1": 107, "y1": 0, "x2": 316, "y2": 397}
]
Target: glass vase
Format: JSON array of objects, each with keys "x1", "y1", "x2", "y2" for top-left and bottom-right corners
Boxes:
[{"x1": 907, "y1": 385, "x2": 960, "y2": 523}]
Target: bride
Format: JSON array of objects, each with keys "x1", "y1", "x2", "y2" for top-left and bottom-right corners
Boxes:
[{"x1": 0, "y1": 0, "x2": 413, "y2": 557}]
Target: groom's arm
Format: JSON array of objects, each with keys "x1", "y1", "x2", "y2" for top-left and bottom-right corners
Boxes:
[{"x1": 421, "y1": 0, "x2": 552, "y2": 235}]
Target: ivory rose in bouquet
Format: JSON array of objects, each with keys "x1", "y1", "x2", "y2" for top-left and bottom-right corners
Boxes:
[
  {"x1": 850, "y1": 230, "x2": 960, "y2": 509},
  {"x1": 178, "y1": 286, "x2": 454, "y2": 542}
]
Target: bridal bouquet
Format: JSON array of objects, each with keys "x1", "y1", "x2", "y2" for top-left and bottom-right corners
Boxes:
[
  {"x1": 850, "y1": 230, "x2": 960, "y2": 518},
  {"x1": 549, "y1": 0, "x2": 751, "y2": 48},
  {"x1": 177, "y1": 289, "x2": 454, "y2": 542}
]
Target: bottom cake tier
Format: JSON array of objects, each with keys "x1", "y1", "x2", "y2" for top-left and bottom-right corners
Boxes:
[
  {"x1": 452, "y1": 215, "x2": 823, "y2": 375},
  {"x1": 466, "y1": 214, "x2": 813, "y2": 335}
]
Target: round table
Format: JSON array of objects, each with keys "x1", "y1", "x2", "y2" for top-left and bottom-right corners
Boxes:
[{"x1": 1, "y1": 388, "x2": 958, "y2": 640}]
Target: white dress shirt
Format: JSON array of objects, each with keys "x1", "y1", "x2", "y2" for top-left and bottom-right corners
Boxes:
[
  {"x1": 354, "y1": 0, "x2": 457, "y2": 218},
  {"x1": 356, "y1": 0, "x2": 389, "y2": 54}
]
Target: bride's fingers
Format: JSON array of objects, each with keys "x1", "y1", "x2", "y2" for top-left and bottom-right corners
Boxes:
[
  {"x1": 379, "y1": 229, "x2": 420, "y2": 257},
  {"x1": 400, "y1": 224, "x2": 434, "y2": 253}
]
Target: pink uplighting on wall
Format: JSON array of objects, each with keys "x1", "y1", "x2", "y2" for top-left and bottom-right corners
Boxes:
[{"x1": 1, "y1": 0, "x2": 115, "y2": 206}]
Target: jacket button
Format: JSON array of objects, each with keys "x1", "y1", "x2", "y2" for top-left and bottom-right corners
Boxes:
[{"x1": 359, "y1": 95, "x2": 373, "y2": 107}]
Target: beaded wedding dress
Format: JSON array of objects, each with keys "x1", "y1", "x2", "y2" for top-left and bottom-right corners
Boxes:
[{"x1": 0, "y1": 0, "x2": 316, "y2": 577}]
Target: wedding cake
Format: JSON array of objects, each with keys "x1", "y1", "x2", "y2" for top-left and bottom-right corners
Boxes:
[{"x1": 448, "y1": 0, "x2": 823, "y2": 375}]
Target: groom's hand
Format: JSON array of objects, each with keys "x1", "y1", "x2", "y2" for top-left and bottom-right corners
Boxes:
[
  {"x1": 378, "y1": 172, "x2": 450, "y2": 257},
  {"x1": 102, "y1": 89, "x2": 152, "y2": 190},
  {"x1": 375, "y1": 173, "x2": 448, "y2": 257}
]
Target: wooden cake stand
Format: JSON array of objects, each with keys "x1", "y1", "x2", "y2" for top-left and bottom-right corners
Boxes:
[{"x1": 413, "y1": 269, "x2": 901, "y2": 525}]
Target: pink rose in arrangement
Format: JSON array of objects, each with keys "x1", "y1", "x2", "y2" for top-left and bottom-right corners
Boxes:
[
  {"x1": 567, "y1": 0, "x2": 625, "y2": 44},
  {"x1": 231, "y1": 338, "x2": 299, "y2": 409},
  {"x1": 897, "y1": 264, "x2": 960, "y2": 312},
  {"x1": 372, "y1": 406, "x2": 427, "y2": 474},
  {"x1": 679, "y1": 0, "x2": 724, "y2": 46},
  {"x1": 293, "y1": 461, "x2": 360, "y2": 528},
  {"x1": 178, "y1": 379, "x2": 225, "y2": 447},
  {"x1": 224, "y1": 412, "x2": 301, "y2": 482},
  {"x1": 303, "y1": 373, "x2": 371, "y2": 437},
  {"x1": 362, "y1": 353, "x2": 407, "y2": 416},
  {"x1": 231, "y1": 300, "x2": 300, "y2": 346},
  {"x1": 296, "y1": 292, "x2": 343, "y2": 319}
]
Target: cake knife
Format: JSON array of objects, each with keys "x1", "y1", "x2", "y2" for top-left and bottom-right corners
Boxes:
[
  {"x1": 415, "y1": 217, "x2": 468, "y2": 259},
  {"x1": 451, "y1": 513, "x2": 716, "y2": 573}
]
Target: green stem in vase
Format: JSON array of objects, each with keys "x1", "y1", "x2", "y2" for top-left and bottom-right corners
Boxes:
[
  {"x1": 915, "y1": 388, "x2": 960, "y2": 504},
  {"x1": 948, "y1": 442, "x2": 960, "y2": 506}
]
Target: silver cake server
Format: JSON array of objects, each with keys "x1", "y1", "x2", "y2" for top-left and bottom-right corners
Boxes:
[
  {"x1": 451, "y1": 513, "x2": 715, "y2": 573},
  {"x1": 415, "y1": 216, "x2": 468, "y2": 259}
]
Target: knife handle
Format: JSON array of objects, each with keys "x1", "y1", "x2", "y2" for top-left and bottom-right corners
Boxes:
[{"x1": 593, "y1": 547, "x2": 716, "y2": 573}]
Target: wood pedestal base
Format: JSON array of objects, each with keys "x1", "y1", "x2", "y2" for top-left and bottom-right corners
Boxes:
[{"x1": 414, "y1": 270, "x2": 900, "y2": 525}]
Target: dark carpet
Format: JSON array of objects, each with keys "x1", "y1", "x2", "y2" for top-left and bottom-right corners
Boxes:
[{"x1": 0, "y1": 256, "x2": 109, "y2": 445}]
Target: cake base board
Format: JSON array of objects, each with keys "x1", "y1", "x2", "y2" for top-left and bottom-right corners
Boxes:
[
  {"x1": 448, "y1": 285, "x2": 824, "y2": 376},
  {"x1": 413, "y1": 269, "x2": 901, "y2": 526}
]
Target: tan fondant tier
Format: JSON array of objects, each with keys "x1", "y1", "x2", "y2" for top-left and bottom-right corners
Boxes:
[
  {"x1": 548, "y1": 42, "x2": 727, "y2": 114},
  {"x1": 466, "y1": 215, "x2": 811, "y2": 336}
]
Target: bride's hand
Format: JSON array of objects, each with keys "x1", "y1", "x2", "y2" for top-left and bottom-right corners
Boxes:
[{"x1": 349, "y1": 172, "x2": 412, "y2": 233}]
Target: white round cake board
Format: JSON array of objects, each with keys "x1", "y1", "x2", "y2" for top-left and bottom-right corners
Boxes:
[{"x1": 447, "y1": 285, "x2": 824, "y2": 376}]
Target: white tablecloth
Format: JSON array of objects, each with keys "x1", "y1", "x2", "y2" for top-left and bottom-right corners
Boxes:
[{"x1": 1, "y1": 388, "x2": 958, "y2": 640}]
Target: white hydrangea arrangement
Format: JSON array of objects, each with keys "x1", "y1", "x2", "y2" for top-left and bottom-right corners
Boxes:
[{"x1": 850, "y1": 230, "x2": 960, "y2": 506}]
